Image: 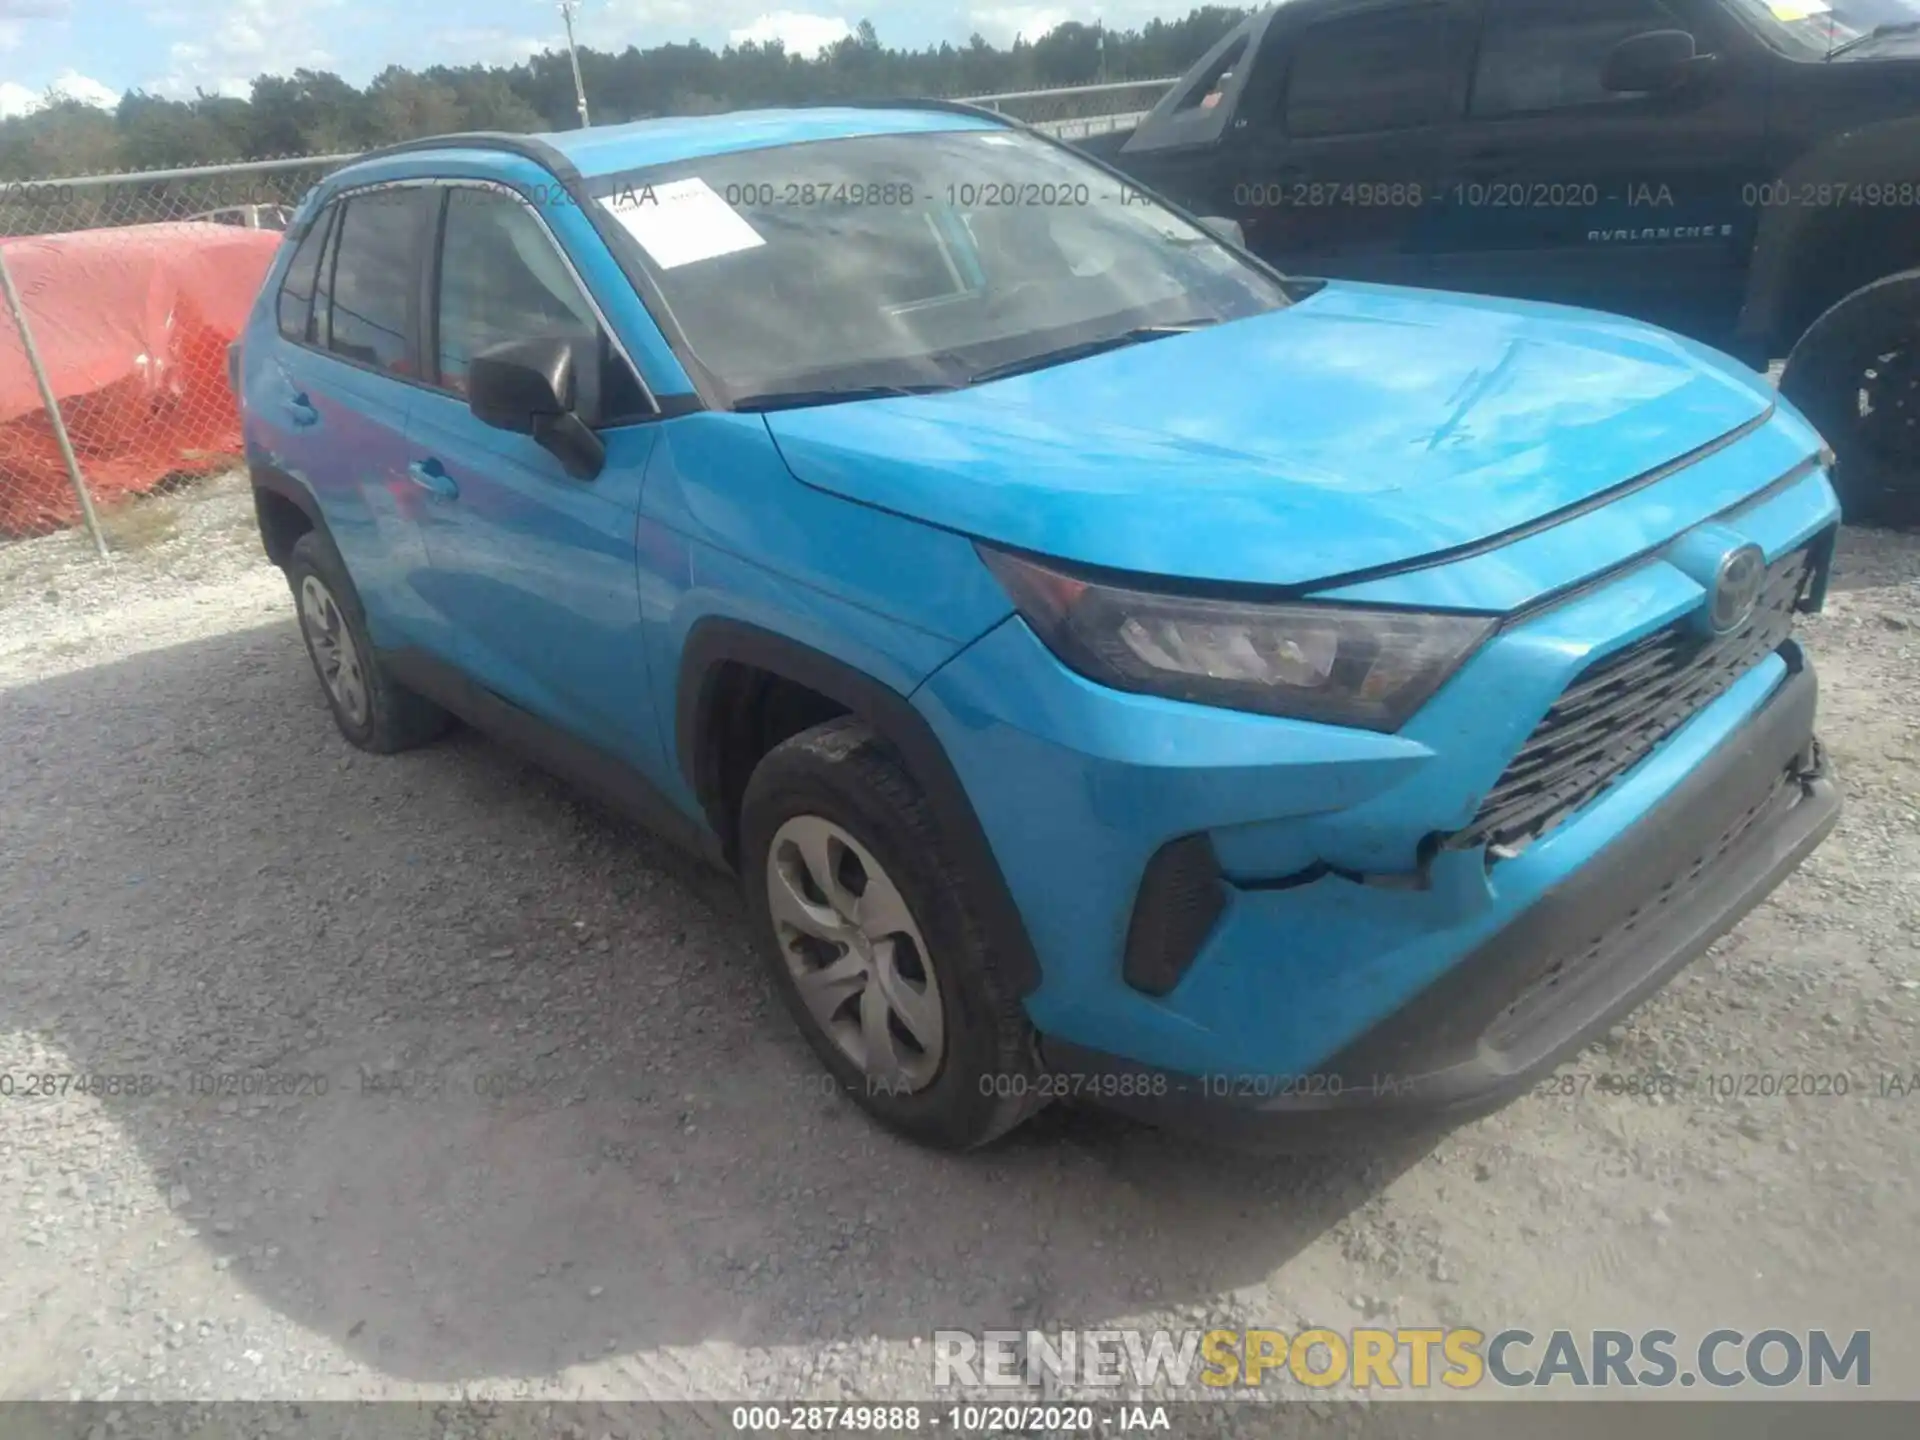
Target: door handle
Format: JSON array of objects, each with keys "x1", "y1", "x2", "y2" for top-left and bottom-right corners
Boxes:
[
  {"x1": 407, "y1": 458, "x2": 459, "y2": 500},
  {"x1": 284, "y1": 392, "x2": 319, "y2": 428}
]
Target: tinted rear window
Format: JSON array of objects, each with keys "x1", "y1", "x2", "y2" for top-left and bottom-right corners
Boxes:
[
  {"x1": 323, "y1": 189, "x2": 426, "y2": 376},
  {"x1": 276, "y1": 206, "x2": 333, "y2": 343}
]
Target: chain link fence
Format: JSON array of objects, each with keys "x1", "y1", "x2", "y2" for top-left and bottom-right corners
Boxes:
[
  {"x1": 970, "y1": 76, "x2": 1174, "y2": 141},
  {"x1": 0, "y1": 156, "x2": 343, "y2": 549},
  {"x1": 0, "y1": 82, "x2": 1173, "y2": 558}
]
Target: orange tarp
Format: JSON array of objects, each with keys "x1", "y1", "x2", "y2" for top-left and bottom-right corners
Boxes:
[{"x1": 0, "y1": 222, "x2": 280, "y2": 536}]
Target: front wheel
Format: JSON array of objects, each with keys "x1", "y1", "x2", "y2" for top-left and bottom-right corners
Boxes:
[
  {"x1": 740, "y1": 717, "x2": 1045, "y2": 1150},
  {"x1": 1780, "y1": 268, "x2": 1920, "y2": 528}
]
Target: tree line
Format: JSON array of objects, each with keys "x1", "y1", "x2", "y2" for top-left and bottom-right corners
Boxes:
[{"x1": 0, "y1": 11, "x2": 1249, "y2": 181}]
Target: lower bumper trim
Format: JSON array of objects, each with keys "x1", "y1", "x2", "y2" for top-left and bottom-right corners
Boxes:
[{"x1": 1039, "y1": 654, "x2": 1839, "y2": 1150}]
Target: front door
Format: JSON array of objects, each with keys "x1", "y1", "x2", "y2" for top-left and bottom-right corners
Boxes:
[
  {"x1": 405, "y1": 182, "x2": 665, "y2": 778},
  {"x1": 1228, "y1": 0, "x2": 1476, "y2": 285},
  {"x1": 1430, "y1": 0, "x2": 1769, "y2": 342}
]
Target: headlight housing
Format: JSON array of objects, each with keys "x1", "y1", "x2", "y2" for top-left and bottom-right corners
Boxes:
[{"x1": 979, "y1": 546, "x2": 1496, "y2": 732}]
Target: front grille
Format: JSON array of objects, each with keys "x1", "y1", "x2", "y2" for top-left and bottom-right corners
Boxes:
[
  {"x1": 1482, "y1": 751, "x2": 1811, "y2": 1048},
  {"x1": 1456, "y1": 546, "x2": 1817, "y2": 859}
]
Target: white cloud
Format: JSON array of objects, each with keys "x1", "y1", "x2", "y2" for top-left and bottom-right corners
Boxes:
[
  {"x1": 598, "y1": 0, "x2": 700, "y2": 30},
  {"x1": 969, "y1": 6, "x2": 1073, "y2": 45},
  {"x1": 728, "y1": 11, "x2": 852, "y2": 54},
  {"x1": 0, "y1": 68, "x2": 118, "y2": 117},
  {"x1": 432, "y1": 26, "x2": 555, "y2": 70},
  {"x1": 588, "y1": 0, "x2": 698, "y2": 44},
  {"x1": 142, "y1": 0, "x2": 332, "y2": 98},
  {"x1": 593, "y1": 0, "x2": 852, "y2": 49},
  {"x1": 48, "y1": 68, "x2": 119, "y2": 106},
  {"x1": 0, "y1": 81, "x2": 40, "y2": 117}
]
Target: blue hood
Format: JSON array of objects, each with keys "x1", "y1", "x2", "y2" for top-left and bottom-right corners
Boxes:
[{"x1": 762, "y1": 281, "x2": 1778, "y2": 589}]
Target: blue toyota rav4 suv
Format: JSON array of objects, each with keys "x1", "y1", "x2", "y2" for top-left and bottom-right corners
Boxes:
[{"x1": 237, "y1": 102, "x2": 1841, "y2": 1151}]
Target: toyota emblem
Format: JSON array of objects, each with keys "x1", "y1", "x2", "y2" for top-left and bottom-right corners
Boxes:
[{"x1": 1708, "y1": 544, "x2": 1767, "y2": 634}]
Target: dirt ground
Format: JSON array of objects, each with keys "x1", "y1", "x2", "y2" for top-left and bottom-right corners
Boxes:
[{"x1": 0, "y1": 472, "x2": 1915, "y2": 1422}]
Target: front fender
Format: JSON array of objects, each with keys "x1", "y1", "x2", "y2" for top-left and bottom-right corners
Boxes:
[{"x1": 674, "y1": 616, "x2": 1043, "y2": 996}]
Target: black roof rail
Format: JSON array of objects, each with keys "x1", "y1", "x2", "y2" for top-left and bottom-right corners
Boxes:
[
  {"x1": 347, "y1": 130, "x2": 577, "y2": 171},
  {"x1": 344, "y1": 102, "x2": 1015, "y2": 176}
]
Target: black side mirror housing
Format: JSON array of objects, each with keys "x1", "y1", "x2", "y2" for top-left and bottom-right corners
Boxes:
[
  {"x1": 467, "y1": 336, "x2": 607, "y2": 481},
  {"x1": 1602, "y1": 29, "x2": 1708, "y2": 93}
]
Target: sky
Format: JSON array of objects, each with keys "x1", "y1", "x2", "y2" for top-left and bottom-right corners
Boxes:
[{"x1": 0, "y1": 0, "x2": 1181, "y2": 118}]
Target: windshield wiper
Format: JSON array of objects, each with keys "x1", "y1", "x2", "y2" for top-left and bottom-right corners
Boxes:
[
  {"x1": 1829, "y1": 20, "x2": 1920, "y2": 58},
  {"x1": 964, "y1": 320, "x2": 1220, "y2": 386},
  {"x1": 731, "y1": 382, "x2": 957, "y2": 413}
]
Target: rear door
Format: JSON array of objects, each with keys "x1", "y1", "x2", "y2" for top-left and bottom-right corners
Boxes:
[
  {"x1": 249, "y1": 201, "x2": 335, "y2": 491},
  {"x1": 267, "y1": 184, "x2": 444, "y2": 650},
  {"x1": 405, "y1": 181, "x2": 665, "y2": 777},
  {"x1": 1230, "y1": 0, "x2": 1475, "y2": 285},
  {"x1": 1430, "y1": 0, "x2": 1769, "y2": 337}
]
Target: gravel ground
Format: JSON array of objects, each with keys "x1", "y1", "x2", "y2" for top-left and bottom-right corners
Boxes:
[{"x1": 0, "y1": 471, "x2": 1916, "y2": 1421}]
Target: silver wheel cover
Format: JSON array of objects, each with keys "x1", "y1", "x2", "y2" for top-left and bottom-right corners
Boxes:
[
  {"x1": 765, "y1": 815, "x2": 945, "y2": 1092},
  {"x1": 299, "y1": 574, "x2": 369, "y2": 728}
]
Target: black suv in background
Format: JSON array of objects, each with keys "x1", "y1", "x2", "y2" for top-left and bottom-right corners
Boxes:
[{"x1": 1102, "y1": 0, "x2": 1920, "y2": 523}]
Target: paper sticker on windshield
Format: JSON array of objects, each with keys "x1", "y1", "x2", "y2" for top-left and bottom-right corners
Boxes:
[
  {"x1": 598, "y1": 177, "x2": 765, "y2": 269},
  {"x1": 1766, "y1": 0, "x2": 1831, "y2": 18}
]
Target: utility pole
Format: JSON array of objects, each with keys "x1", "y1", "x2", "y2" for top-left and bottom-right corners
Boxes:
[{"x1": 559, "y1": 0, "x2": 591, "y2": 128}]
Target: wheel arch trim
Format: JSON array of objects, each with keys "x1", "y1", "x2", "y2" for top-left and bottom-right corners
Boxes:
[
  {"x1": 249, "y1": 463, "x2": 329, "y2": 563},
  {"x1": 675, "y1": 616, "x2": 1042, "y2": 997}
]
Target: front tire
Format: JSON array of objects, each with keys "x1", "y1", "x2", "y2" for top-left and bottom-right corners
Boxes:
[
  {"x1": 1780, "y1": 268, "x2": 1920, "y2": 528},
  {"x1": 740, "y1": 717, "x2": 1044, "y2": 1150},
  {"x1": 284, "y1": 531, "x2": 451, "y2": 753}
]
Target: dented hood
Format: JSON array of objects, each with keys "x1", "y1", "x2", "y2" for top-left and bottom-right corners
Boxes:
[{"x1": 762, "y1": 281, "x2": 1778, "y2": 589}]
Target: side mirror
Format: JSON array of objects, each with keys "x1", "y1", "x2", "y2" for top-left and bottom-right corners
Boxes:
[
  {"x1": 467, "y1": 336, "x2": 606, "y2": 481},
  {"x1": 1602, "y1": 29, "x2": 1707, "y2": 93},
  {"x1": 1197, "y1": 214, "x2": 1246, "y2": 248}
]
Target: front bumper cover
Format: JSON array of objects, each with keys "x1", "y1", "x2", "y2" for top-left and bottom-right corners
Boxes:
[{"x1": 1039, "y1": 651, "x2": 1839, "y2": 1149}]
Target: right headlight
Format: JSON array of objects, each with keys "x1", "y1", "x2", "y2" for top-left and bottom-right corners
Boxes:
[{"x1": 979, "y1": 546, "x2": 1496, "y2": 732}]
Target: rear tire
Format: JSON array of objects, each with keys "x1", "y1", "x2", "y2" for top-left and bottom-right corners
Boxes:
[
  {"x1": 1780, "y1": 268, "x2": 1920, "y2": 528},
  {"x1": 740, "y1": 717, "x2": 1044, "y2": 1151},
  {"x1": 285, "y1": 530, "x2": 451, "y2": 754}
]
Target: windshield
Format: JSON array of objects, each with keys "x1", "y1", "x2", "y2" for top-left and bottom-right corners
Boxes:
[
  {"x1": 1723, "y1": 0, "x2": 1920, "y2": 54},
  {"x1": 588, "y1": 127, "x2": 1292, "y2": 407}
]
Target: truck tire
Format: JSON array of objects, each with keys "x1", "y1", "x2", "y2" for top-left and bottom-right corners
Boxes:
[{"x1": 1780, "y1": 268, "x2": 1920, "y2": 528}]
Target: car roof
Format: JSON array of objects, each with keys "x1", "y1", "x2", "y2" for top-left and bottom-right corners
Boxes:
[{"x1": 503, "y1": 105, "x2": 1007, "y2": 181}]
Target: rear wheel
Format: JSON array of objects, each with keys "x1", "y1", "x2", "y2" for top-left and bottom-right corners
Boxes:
[
  {"x1": 1780, "y1": 269, "x2": 1920, "y2": 528},
  {"x1": 285, "y1": 531, "x2": 451, "y2": 753},
  {"x1": 740, "y1": 717, "x2": 1044, "y2": 1150}
]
